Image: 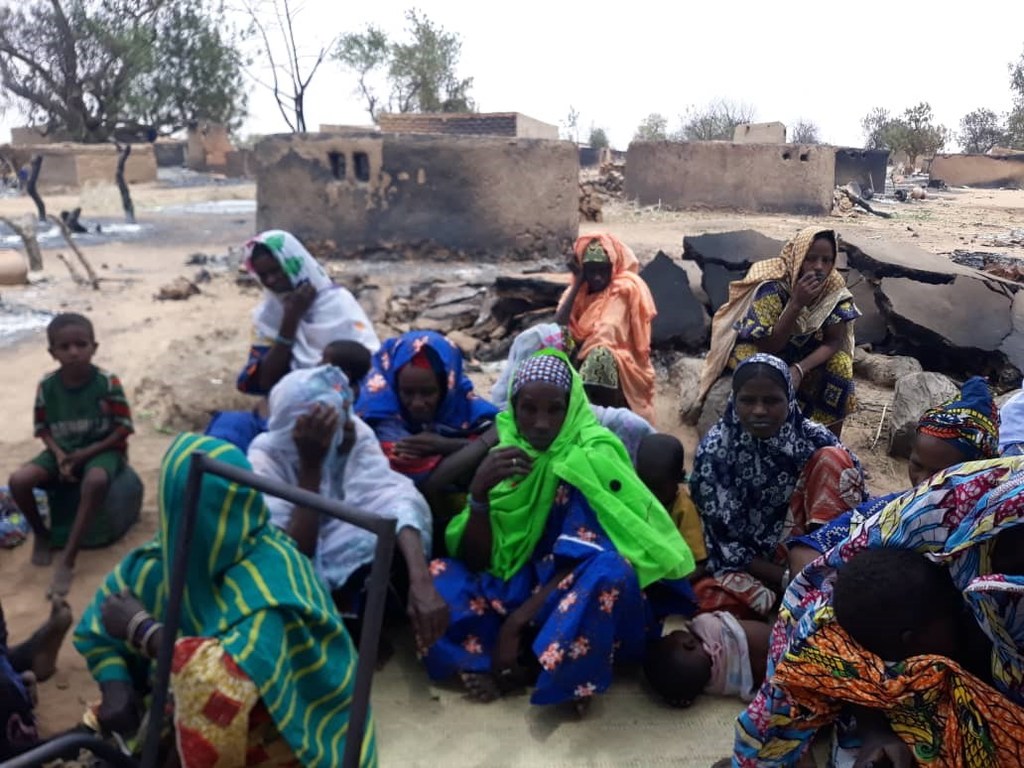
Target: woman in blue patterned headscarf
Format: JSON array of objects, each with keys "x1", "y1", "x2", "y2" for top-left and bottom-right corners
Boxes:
[{"x1": 690, "y1": 354, "x2": 864, "y2": 618}]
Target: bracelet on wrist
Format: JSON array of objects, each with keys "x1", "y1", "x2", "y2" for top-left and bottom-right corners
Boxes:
[
  {"x1": 274, "y1": 335, "x2": 295, "y2": 347},
  {"x1": 125, "y1": 611, "x2": 151, "y2": 649},
  {"x1": 469, "y1": 496, "x2": 489, "y2": 514},
  {"x1": 138, "y1": 622, "x2": 163, "y2": 656}
]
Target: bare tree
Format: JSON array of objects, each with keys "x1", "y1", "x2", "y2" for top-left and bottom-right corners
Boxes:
[
  {"x1": 241, "y1": 0, "x2": 335, "y2": 132},
  {"x1": 790, "y1": 119, "x2": 821, "y2": 144}
]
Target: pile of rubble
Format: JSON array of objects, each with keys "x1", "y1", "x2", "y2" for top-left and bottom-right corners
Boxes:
[{"x1": 579, "y1": 182, "x2": 604, "y2": 222}]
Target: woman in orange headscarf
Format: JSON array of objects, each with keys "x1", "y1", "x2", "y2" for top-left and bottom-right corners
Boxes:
[{"x1": 555, "y1": 234, "x2": 657, "y2": 424}]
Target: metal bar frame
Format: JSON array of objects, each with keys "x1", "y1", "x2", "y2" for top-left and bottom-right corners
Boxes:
[{"x1": 3, "y1": 451, "x2": 395, "y2": 768}]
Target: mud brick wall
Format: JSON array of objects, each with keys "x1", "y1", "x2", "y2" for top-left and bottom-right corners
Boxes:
[
  {"x1": 625, "y1": 141, "x2": 836, "y2": 215},
  {"x1": 377, "y1": 112, "x2": 558, "y2": 140},
  {"x1": 930, "y1": 154, "x2": 1024, "y2": 188},
  {"x1": 254, "y1": 132, "x2": 578, "y2": 259},
  {"x1": 18, "y1": 143, "x2": 158, "y2": 190}
]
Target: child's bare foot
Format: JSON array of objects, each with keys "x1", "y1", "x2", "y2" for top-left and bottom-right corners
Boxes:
[
  {"x1": 48, "y1": 563, "x2": 74, "y2": 599},
  {"x1": 31, "y1": 534, "x2": 52, "y2": 566},
  {"x1": 29, "y1": 599, "x2": 73, "y2": 682},
  {"x1": 460, "y1": 672, "x2": 502, "y2": 702},
  {"x1": 19, "y1": 671, "x2": 38, "y2": 707}
]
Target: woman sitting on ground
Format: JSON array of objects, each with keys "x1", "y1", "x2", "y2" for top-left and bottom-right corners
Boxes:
[
  {"x1": 423, "y1": 351, "x2": 694, "y2": 711},
  {"x1": 237, "y1": 229, "x2": 380, "y2": 396},
  {"x1": 691, "y1": 353, "x2": 864, "y2": 619},
  {"x1": 356, "y1": 331, "x2": 498, "y2": 486},
  {"x1": 73, "y1": 433, "x2": 376, "y2": 767},
  {"x1": 1000, "y1": 389, "x2": 1024, "y2": 456},
  {"x1": 555, "y1": 234, "x2": 658, "y2": 423},
  {"x1": 248, "y1": 366, "x2": 447, "y2": 650},
  {"x1": 734, "y1": 457, "x2": 1024, "y2": 767},
  {"x1": 787, "y1": 375, "x2": 1000, "y2": 575},
  {"x1": 697, "y1": 226, "x2": 860, "y2": 437}
]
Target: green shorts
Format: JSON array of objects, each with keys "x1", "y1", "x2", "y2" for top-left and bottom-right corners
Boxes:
[{"x1": 31, "y1": 450, "x2": 125, "y2": 482}]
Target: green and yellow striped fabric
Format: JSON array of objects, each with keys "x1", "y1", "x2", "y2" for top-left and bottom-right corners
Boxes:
[{"x1": 73, "y1": 433, "x2": 377, "y2": 767}]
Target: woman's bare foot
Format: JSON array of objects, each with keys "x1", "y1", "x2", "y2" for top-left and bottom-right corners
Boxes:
[
  {"x1": 461, "y1": 672, "x2": 502, "y2": 703},
  {"x1": 28, "y1": 599, "x2": 73, "y2": 682},
  {"x1": 31, "y1": 534, "x2": 52, "y2": 566},
  {"x1": 48, "y1": 563, "x2": 73, "y2": 599}
]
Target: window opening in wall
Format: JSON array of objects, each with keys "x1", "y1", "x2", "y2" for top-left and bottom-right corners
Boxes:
[
  {"x1": 328, "y1": 151, "x2": 346, "y2": 180},
  {"x1": 354, "y1": 151, "x2": 370, "y2": 182},
  {"x1": 782, "y1": 151, "x2": 792, "y2": 160},
  {"x1": 799, "y1": 152, "x2": 810, "y2": 161}
]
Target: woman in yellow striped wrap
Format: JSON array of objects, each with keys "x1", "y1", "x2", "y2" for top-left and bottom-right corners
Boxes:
[{"x1": 73, "y1": 433, "x2": 377, "y2": 768}]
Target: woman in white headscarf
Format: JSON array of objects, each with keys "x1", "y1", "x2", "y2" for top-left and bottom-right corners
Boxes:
[
  {"x1": 247, "y1": 365, "x2": 448, "y2": 649},
  {"x1": 237, "y1": 230, "x2": 380, "y2": 396}
]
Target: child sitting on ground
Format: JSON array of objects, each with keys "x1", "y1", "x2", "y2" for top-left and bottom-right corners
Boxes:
[
  {"x1": 644, "y1": 612, "x2": 770, "y2": 707},
  {"x1": 635, "y1": 434, "x2": 708, "y2": 578},
  {"x1": 8, "y1": 313, "x2": 133, "y2": 598}
]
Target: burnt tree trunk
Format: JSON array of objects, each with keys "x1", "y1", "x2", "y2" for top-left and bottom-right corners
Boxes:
[
  {"x1": 0, "y1": 215, "x2": 43, "y2": 271},
  {"x1": 115, "y1": 144, "x2": 136, "y2": 224},
  {"x1": 26, "y1": 155, "x2": 46, "y2": 222}
]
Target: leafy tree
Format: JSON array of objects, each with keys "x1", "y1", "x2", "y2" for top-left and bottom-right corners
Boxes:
[
  {"x1": 861, "y1": 103, "x2": 947, "y2": 165},
  {"x1": 1008, "y1": 46, "x2": 1024, "y2": 149},
  {"x1": 790, "y1": 119, "x2": 821, "y2": 144},
  {"x1": 957, "y1": 108, "x2": 1005, "y2": 154},
  {"x1": 633, "y1": 113, "x2": 668, "y2": 142},
  {"x1": 0, "y1": 0, "x2": 247, "y2": 142},
  {"x1": 560, "y1": 106, "x2": 579, "y2": 143},
  {"x1": 336, "y1": 9, "x2": 473, "y2": 119},
  {"x1": 588, "y1": 126, "x2": 609, "y2": 149},
  {"x1": 677, "y1": 99, "x2": 755, "y2": 141}
]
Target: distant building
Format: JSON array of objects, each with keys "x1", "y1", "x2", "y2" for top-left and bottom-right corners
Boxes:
[{"x1": 376, "y1": 112, "x2": 559, "y2": 140}]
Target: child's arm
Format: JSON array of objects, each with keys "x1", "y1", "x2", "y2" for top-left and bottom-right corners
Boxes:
[
  {"x1": 67, "y1": 426, "x2": 132, "y2": 465},
  {"x1": 33, "y1": 382, "x2": 66, "y2": 463},
  {"x1": 739, "y1": 619, "x2": 772, "y2": 685}
]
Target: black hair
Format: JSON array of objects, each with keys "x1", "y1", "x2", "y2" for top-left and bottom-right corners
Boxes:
[
  {"x1": 636, "y1": 433, "x2": 686, "y2": 484},
  {"x1": 250, "y1": 241, "x2": 275, "y2": 262},
  {"x1": 833, "y1": 548, "x2": 961, "y2": 661},
  {"x1": 643, "y1": 631, "x2": 712, "y2": 708},
  {"x1": 812, "y1": 230, "x2": 838, "y2": 257},
  {"x1": 47, "y1": 312, "x2": 94, "y2": 345},
  {"x1": 732, "y1": 361, "x2": 788, "y2": 396},
  {"x1": 322, "y1": 340, "x2": 372, "y2": 383}
]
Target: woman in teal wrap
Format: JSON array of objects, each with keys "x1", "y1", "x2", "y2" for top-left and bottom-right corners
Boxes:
[
  {"x1": 423, "y1": 350, "x2": 695, "y2": 710},
  {"x1": 73, "y1": 433, "x2": 377, "y2": 768}
]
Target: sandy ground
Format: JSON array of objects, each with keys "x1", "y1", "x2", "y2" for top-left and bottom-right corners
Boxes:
[{"x1": 0, "y1": 179, "x2": 1020, "y2": 766}]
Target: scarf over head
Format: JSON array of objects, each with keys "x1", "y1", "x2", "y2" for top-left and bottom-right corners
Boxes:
[
  {"x1": 558, "y1": 234, "x2": 657, "y2": 422},
  {"x1": 74, "y1": 433, "x2": 375, "y2": 767},
  {"x1": 917, "y1": 376, "x2": 1000, "y2": 460},
  {"x1": 357, "y1": 330, "x2": 498, "y2": 435},
  {"x1": 690, "y1": 353, "x2": 863, "y2": 573},
  {"x1": 246, "y1": 229, "x2": 380, "y2": 367},
  {"x1": 446, "y1": 349, "x2": 694, "y2": 588},
  {"x1": 697, "y1": 226, "x2": 854, "y2": 402},
  {"x1": 490, "y1": 323, "x2": 571, "y2": 409}
]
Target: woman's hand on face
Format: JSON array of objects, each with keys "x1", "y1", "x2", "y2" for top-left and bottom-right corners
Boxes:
[
  {"x1": 100, "y1": 590, "x2": 148, "y2": 641},
  {"x1": 407, "y1": 579, "x2": 450, "y2": 651},
  {"x1": 293, "y1": 403, "x2": 339, "y2": 469},
  {"x1": 793, "y1": 272, "x2": 824, "y2": 308},
  {"x1": 469, "y1": 447, "x2": 533, "y2": 500},
  {"x1": 281, "y1": 282, "x2": 317, "y2": 323}
]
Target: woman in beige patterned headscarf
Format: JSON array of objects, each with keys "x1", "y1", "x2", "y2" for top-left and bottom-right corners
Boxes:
[{"x1": 696, "y1": 227, "x2": 860, "y2": 437}]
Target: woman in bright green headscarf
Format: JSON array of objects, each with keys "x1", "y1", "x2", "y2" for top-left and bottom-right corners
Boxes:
[
  {"x1": 73, "y1": 433, "x2": 377, "y2": 768},
  {"x1": 423, "y1": 350, "x2": 695, "y2": 711}
]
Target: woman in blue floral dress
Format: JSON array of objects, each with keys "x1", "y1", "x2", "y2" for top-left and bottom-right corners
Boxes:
[{"x1": 422, "y1": 350, "x2": 695, "y2": 709}]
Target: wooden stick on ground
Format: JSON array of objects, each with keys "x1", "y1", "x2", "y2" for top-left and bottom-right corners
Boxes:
[
  {"x1": 0, "y1": 215, "x2": 43, "y2": 270},
  {"x1": 55, "y1": 252, "x2": 88, "y2": 285},
  {"x1": 48, "y1": 214, "x2": 99, "y2": 289},
  {"x1": 870, "y1": 403, "x2": 889, "y2": 451}
]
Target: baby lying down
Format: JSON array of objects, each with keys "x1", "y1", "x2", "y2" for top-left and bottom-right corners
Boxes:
[{"x1": 644, "y1": 611, "x2": 770, "y2": 707}]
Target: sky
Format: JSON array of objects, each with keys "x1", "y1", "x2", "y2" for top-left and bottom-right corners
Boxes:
[{"x1": 2, "y1": 0, "x2": 1023, "y2": 150}]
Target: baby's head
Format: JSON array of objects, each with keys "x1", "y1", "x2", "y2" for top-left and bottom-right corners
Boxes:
[
  {"x1": 321, "y1": 340, "x2": 372, "y2": 400},
  {"x1": 643, "y1": 629, "x2": 712, "y2": 708},
  {"x1": 636, "y1": 433, "x2": 685, "y2": 511},
  {"x1": 834, "y1": 548, "x2": 962, "y2": 662}
]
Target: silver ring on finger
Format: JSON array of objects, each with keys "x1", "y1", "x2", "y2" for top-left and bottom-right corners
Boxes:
[{"x1": 512, "y1": 458, "x2": 519, "y2": 469}]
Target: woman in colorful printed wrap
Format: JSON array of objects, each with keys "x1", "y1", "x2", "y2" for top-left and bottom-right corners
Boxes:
[
  {"x1": 237, "y1": 229, "x2": 380, "y2": 396},
  {"x1": 73, "y1": 433, "x2": 377, "y2": 768},
  {"x1": 697, "y1": 226, "x2": 860, "y2": 436},
  {"x1": 555, "y1": 234, "x2": 658, "y2": 423},
  {"x1": 423, "y1": 350, "x2": 695, "y2": 710},
  {"x1": 999, "y1": 389, "x2": 1024, "y2": 456},
  {"x1": 356, "y1": 330, "x2": 498, "y2": 486},
  {"x1": 247, "y1": 365, "x2": 448, "y2": 650},
  {"x1": 787, "y1": 375, "x2": 1000, "y2": 573},
  {"x1": 733, "y1": 457, "x2": 1024, "y2": 768},
  {"x1": 691, "y1": 354, "x2": 864, "y2": 619}
]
